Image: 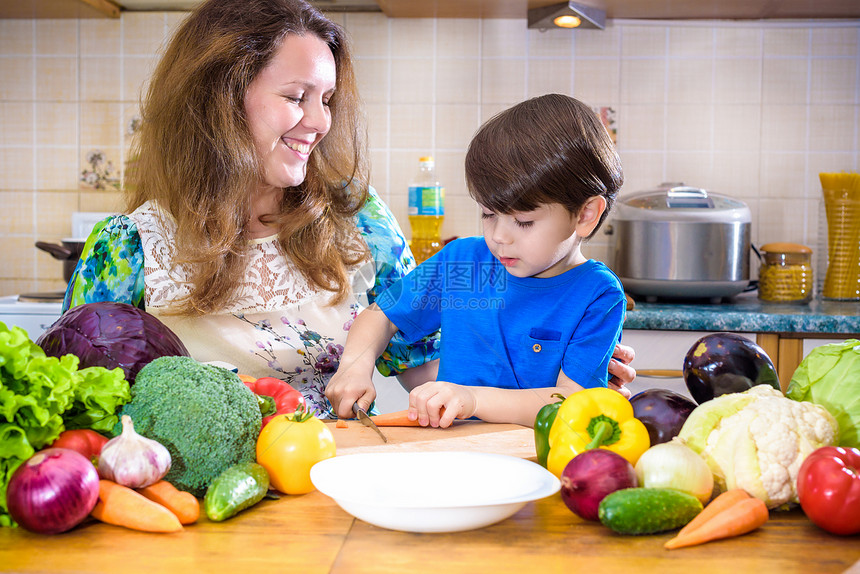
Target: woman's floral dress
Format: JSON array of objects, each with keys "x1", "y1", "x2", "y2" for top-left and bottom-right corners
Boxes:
[{"x1": 64, "y1": 188, "x2": 439, "y2": 418}]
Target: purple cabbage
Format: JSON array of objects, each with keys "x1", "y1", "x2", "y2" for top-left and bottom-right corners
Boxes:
[{"x1": 36, "y1": 302, "x2": 189, "y2": 383}]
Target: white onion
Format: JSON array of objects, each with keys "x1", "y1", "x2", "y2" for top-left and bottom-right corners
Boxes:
[{"x1": 634, "y1": 438, "x2": 714, "y2": 503}]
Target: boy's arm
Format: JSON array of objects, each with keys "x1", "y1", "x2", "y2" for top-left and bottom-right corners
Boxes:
[
  {"x1": 326, "y1": 303, "x2": 400, "y2": 418},
  {"x1": 472, "y1": 369, "x2": 585, "y2": 426},
  {"x1": 409, "y1": 370, "x2": 585, "y2": 428}
]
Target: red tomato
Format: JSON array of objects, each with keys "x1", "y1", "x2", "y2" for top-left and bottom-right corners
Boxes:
[
  {"x1": 48, "y1": 429, "x2": 109, "y2": 464},
  {"x1": 796, "y1": 445, "x2": 860, "y2": 536}
]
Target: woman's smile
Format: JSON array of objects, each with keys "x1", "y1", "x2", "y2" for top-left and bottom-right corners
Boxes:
[
  {"x1": 245, "y1": 34, "x2": 336, "y2": 189},
  {"x1": 283, "y1": 138, "x2": 312, "y2": 156}
]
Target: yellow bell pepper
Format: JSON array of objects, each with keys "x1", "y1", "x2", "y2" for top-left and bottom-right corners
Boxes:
[{"x1": 546, "y1": 387, "x2": 650, "y2": 477}]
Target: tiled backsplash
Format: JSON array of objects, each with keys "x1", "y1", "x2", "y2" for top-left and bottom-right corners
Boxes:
[{"x1": 1, "y1": 13, "x2": 858, "y2": 296}]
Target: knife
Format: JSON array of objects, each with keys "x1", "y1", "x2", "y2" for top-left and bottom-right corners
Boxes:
[{"x1": 352, "y1": 403, "x2": 388, "y2": 443}]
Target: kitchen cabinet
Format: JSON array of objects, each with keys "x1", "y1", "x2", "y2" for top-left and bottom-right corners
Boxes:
[
  {"x1": 622, "y1": 329, "x2": 718, "y2": 400},
  {"x1": 621, "y1": 329, "x2": 847, "y2": 399},
  {"x1": 375, "y1": 0, "x2": 860, "y2": 19},
  {"x1": 2, "y1": 0, "x2": 120, "y2": 18},
  {"x1": 623, "y1": 292, "x2": 860, "y2": 392},
  {"x1": 5, "y1": 0, "x2": 860, "y2": 19}
]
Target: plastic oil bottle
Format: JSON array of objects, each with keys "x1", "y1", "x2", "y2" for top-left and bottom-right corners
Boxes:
[{"x1": 408, "y1": 156, "x2": 445, "y2": 264}]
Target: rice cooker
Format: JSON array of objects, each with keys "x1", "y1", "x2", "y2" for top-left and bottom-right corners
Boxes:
[{"x1": 608, "y1": 183, "x2": 751, "y2": 300}]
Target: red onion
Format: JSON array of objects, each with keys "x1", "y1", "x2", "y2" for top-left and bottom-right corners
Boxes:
[
  {"x1": 7, "y1": 448, "x2": 100, "y2": 534},
  {"x1": 560, "y1": 449, "x2": 638, "y2": 521}
]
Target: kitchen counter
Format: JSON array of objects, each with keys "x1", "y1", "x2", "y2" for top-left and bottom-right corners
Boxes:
[
  {"x1": 623, "y1": 291, "x2": 860, "y2": 390},
  {"x1": 1, "y1": 421, "x2": 858, "y2": 574},
  {"x1": 624, "y1": 291, "x2": 860, "y2": 335}
]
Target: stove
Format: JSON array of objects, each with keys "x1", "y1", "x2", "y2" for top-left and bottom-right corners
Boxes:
[{"x1": 0, "y1": 295, "x2": 63, "y2": 340}]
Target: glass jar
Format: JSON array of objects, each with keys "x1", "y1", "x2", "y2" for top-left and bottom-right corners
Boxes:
[{"x1": 758, "y1": 243, "x2": 813, "y2": 303}]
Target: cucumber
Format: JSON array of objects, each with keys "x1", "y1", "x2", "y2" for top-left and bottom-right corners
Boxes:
[
  {"x1": 204, "y1": 462, "x2": 270, "y2": 522},
  {"x1": 598, "y1": 487, "x2": 702, "y2": 535}
]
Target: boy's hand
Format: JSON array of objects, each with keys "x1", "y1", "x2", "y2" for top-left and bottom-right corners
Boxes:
[
  {"x1": 408, "y1": 381, "x2": 477, "y2": 429},
  {"x1": 326, "y1": 368, "x2": 377, "y2": 419}
]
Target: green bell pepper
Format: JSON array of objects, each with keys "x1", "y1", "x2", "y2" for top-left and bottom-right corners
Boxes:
[{"x1": 534, "y1": 394, "x2": 566, "y2": 468}]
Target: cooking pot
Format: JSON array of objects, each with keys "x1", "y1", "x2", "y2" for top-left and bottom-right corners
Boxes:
[
  {"x1": 35, "y1": 239, "x2": 86, "y2": 283},
  {"x1": 607, "y1": 183, "x2": 751, "y2": 301}
]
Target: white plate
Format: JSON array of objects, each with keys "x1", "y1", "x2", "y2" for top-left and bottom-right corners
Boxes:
[{"x1": 310, "y1": 451, "x2": 560, "y2": 533}]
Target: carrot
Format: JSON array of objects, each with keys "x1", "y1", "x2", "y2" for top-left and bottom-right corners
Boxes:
[
  {"x1": 237, "y1": 374, "x2": 257, "y2": 383},
  {"x1": 664, "y1": 496, "x2": 769, "y2": 549},
  {"x1": 335, "y1": 419, "x2": 349, "y2": 428},
  {"x1": 368, "y1": 409, "x2": 422, "y2": 427},
  {"x1": 676, "y1": 488, "x2": 751, "y2": 538},
  {"x1": 138, "y1": 481, "x2": 200, "y2": 525},
  {"x1": 91, "y1": 480, "x2": 183, "y2": 533}
]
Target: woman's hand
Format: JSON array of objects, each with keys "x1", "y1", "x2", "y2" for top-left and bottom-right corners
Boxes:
[
  {"x1": 325, "y1": 367, "x2": 377, "y2": 419},
  {"x1": 407, "y1": 380, "x2": 477, "y2": 429},
  {"x1": 608, "y1": 342, "x2": 636, "y2": 399}
]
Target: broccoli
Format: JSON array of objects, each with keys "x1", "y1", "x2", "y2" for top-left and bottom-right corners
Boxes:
[{"x1": 116, "y1": 356, "x2": 262, "y2": 497}]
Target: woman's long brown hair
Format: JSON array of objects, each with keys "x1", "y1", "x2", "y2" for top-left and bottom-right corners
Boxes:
[{"x1": 126, "y1": 0, "x2": 370, "y2": 315}]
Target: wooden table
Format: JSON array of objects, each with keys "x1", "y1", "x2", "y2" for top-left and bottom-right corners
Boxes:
[{"x1": 1, "y1": 422, "x2": 858, "y2": 574}]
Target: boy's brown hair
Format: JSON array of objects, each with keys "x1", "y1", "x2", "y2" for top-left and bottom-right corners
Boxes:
[{"x1": 465, "y1": 94, "x2": 623, "y2": 237}]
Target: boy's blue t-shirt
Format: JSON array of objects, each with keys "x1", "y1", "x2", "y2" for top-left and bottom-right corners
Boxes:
[{"x1": 374, "y1": 236, "x2": 626, "y2": 390}]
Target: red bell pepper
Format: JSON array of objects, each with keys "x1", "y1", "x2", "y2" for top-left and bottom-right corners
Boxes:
[
  {"x1": 797, "y1": 445, "x2": 860, "y2": 536},
  {"x1": 243, "y1": 376, "x2": 306, "y2": 429},
  {"x1": 48, "y1": 429, "x2": 109, "y2": 465}
]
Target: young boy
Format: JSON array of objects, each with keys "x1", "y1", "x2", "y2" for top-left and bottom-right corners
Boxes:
[{"x1": 326, "y1": 94, "x2": 626, "y2": 428}]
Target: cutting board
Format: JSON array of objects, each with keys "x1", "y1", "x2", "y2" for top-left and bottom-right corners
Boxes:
[{"x1": 325, "y1": 420, "x2": 537, "y2": 461}]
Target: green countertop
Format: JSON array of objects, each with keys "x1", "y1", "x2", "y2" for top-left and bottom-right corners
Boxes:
[{"x1": 624, "y1": 291, "x2": 860, "y2": 335}]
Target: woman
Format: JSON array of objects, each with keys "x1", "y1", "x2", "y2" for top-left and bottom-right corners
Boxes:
[{"x1": 64, "y1": 0, "x2": 635, "y2": 418}]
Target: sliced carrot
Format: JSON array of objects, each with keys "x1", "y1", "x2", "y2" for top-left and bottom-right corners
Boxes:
[
  {"x1": 336, "y1": 419, "x2": 349, "y2": 428},
  {"x1": 91, "y1": 480, "x2": 183, "y2": 533},
  {"x1": 237, "y1": 374, "x2": 257, "y2": 383},
  {"x1": 368, "y1": 409, "x2": 422, "y2": 426},
  {"x1": 676, "y1": 488, "x2": 751, "y2": 538},
  {"x1": 138, "y1": 481, "x2": 200, "y2": 525},
  {"x1": 664, "y1": 496, "x2": 769, "y2": 549}
]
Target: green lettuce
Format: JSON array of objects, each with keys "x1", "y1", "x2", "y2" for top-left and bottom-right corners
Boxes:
[
  {"x1": 0, "y1": 321, "x2": 131, "y2": 527},
  {"x1": 786, "y1": 339, "x2": 860, "y2": 448}
]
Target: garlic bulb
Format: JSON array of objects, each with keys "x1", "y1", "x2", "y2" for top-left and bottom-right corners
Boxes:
[{"x1": 98, "y1": 415, "x2": 171, "y2": 488}]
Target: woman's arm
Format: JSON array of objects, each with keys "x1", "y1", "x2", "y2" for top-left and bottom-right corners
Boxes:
[
  {"x1": 63, "y1": 215, "x2": 145, "y2": 312},
  {"x1": 396, "y1": 358, "x2": 439, "y2": 391},
  {"x1": 354, "y1": 187, "x2": 442, "y2": 377},
  {"x1": 326, "y1": 303, "x2": 400, "y2": 418}
]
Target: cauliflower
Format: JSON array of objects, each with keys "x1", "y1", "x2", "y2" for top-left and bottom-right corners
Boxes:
[{"x1": 678, "y1": 385, "x2": 838, "y2": 509}]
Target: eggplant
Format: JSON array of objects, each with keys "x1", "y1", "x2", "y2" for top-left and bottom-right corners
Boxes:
[
  {"x1": 682, "y1": 333, "x2": 780, "y2": 404},
  {"x1": 630, "y1": 389, "x2": 696, "y2": 445}
]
